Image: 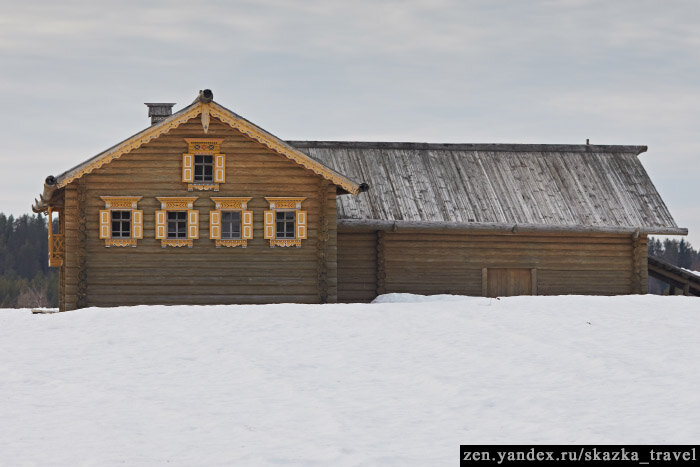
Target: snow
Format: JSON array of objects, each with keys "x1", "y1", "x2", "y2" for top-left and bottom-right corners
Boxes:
[
  {"x1": 681, "y1": 267, "x2": 700, "y2": 277},
  {"x1": 1, "y1": 295, "x2": 699, "y2": 465}
]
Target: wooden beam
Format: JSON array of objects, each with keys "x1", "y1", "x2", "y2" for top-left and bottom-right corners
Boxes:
[
  {"x1": 317, "y1": 180, "x2": 329, "y2": 303},
  {"x1": 76, "y1": 178, "x2": 88, "y2": 309},
  {"x1": 631, "y1": 232, "x2": 647, "y2": 294},
  {"x1": 376, "y1": 231, "x2": 386, "y2": 296}
]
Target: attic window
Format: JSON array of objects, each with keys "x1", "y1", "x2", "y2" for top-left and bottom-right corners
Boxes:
[
  {"x1": 182, "y1": 138, "x2": 225, "y2": 191},
  {"x1": 194, "y1": 155, "x2": 214, "y2": 182}
]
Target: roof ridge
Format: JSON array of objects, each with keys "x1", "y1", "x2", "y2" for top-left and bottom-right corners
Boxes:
[{"x1": 288, "y1": 140, "x2": 648, "y2": 154}]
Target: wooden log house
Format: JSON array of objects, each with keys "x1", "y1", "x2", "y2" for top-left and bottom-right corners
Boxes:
[{"x1": 32, "y1": 90, "x2": 687, "y2": 311}]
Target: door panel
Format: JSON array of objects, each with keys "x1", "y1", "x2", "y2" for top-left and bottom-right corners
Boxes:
[{"x1": 486, "y1": 268, "x2": 533, "y2": 297}]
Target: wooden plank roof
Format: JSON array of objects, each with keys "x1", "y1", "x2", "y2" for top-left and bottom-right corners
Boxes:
[{"x1": 290, "y1": 141, "x2": 686, "y2": 235}]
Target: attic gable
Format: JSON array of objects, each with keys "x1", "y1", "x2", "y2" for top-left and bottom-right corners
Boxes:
[{"x1": 49, "y1": 91, "x2": 361, "y2": 195}]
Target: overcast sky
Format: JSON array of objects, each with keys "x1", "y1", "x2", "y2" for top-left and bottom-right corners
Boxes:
[{"x1": 1, "y1": 0, "x2": 698, "y2": 245}]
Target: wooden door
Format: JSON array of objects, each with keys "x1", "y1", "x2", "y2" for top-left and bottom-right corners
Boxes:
[{"x1": 486, "y1": 268, "x2": 533, "y2": 297}]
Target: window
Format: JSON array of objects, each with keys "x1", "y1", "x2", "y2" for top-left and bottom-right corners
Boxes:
[
  {"x1": 155, "y1": 197, "x2": 199, "y2": 247},
  {"x1": 111, "y1": 210, "x2": 131, "y2": 238},
  {"x1": 167, "y1": 211, "x2": 188, "y2": 238},
  {"x1": 99, "y1": 196, "x2": 143, "y2": 247},
  {"x1": 275, "y1": 211, "x2": 296, "y2": 238},
  {"x1": 222, "y1": 211, "x2": 241, "y2": 239},
  {"x1": 182, "y1": 138, "x2": 225, "y2": 191},
  {"x1": 209, "y1": 197, "x2": 253, "y2": 247},
  {"x1": 264, "y1": 197, "x2": 307, "y2": 247},
  {"x1": 194, "y1": 155, "x2": 213, "y2": 182}
]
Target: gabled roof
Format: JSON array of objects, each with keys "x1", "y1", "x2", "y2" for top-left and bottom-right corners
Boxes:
[
  {"x1": 51, "y1": 95, "x2": 361, "y2": 195},
  {"x1": 290, "y1": 141, "x2": 687, "y2": 235}
]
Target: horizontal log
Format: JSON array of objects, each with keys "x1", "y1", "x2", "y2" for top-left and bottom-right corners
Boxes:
[
  {"x1": 77, "y1": 201, "x2": 325, "y2": 211},
  {"x1": 86, "y1": 266, "x2": 320, "y2": 276},
  {"x1": 106, "y1": 158, "x2": 304, "y2": 168},
  {"x1": 337, "y1": 284, "x2": 376, "y2": 291},
  {"x1": 337, "y1": 268, "x2": 377, "y2": 275},
  {"x1": 84, "y1": 175, "x2": 321, "y2": 185},
  {"x1": 90, "y1": 165, "x2": 318, "y2": 176},
  {"x1": 384, "y1": 243, "x2": 630, "y2": 255},
  {"x1": 87, "y1": 284, "x2": 319, "y2": 295},
  {"x1": 383, "y1": 233, "x2": 633, "y2": 244},
  {"x1": 87, "y1": 294, "x2": 321, "y2": 306},
  {"x1": 386, "y1": 264, "x2": 632, "y2": 273},
  {"x1": 384, "y1": 286, "x2": 481, "y2": 295},
  {"x1": 384, "y1": 254, "x2": 633, "y2": 265},
  {"x1": 86, "y1": 260, "x2": 319, "y2": 270},
  {"x1": 337, "y1": 295, "x2": 374, "y2": 303}
]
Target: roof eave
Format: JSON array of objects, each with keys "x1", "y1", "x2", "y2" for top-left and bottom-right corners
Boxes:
[
  {"x1": 54, "y1": 101, "x2": 201, "y2": 188},
  {"x1": 208, "y1": 102, "x2": 361, "y2": 194},
  {"x1": 337, "y1": 219, "x2": 688, "y2": 236}
]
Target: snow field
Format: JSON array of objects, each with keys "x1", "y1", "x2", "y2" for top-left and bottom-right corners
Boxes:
[{"x1": 1, "y1": 294, "x2": 699, "y2": 466}]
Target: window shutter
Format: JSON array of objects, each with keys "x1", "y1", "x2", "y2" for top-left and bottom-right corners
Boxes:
[
  {"x1": 182, "y1": 153, "x2": 194, "y2": 183},
  {"x1": 264, "y1": 210, "x2": 275, "y2": 239},
  {"x1": 242, "y1": 210, "x2": 253, "y2": 239},
  {"x1": 214, "y1": 154, "x2": 225, "y2": 183},
  {"x1": 209, "y1": 210, "x2": 221, "y2": 239},
  {"x1": 188, "y1": 210, "x2": 199, "y2": 239},
  {"x1": 296, "y1": 210, "x2": 307, "y2": 240},
  {"x1": 99, "y1": 210, "x2": 111, "y2": 239},
  {"x1": 155, "y1": 210, "x2": 166, "y2": 239},
  {"x1": 131, "y1": 210, "x2": 143, "y2": 239}
]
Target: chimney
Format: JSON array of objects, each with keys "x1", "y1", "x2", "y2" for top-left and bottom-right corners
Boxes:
[{"x1": 144, "y1": 103, "x2": 176, "y2": 125}]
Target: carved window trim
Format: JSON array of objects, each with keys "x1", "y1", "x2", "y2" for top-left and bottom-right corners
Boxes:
[
  {"x1": 182, "y1": 138, "x2": 225, "y2": 191},
  {"x1": 99, "y1": 196, "x2": 143, "y2": 247},
  {"x1": 47, "y1": 206, "x2": 64, "y2": 267},
  {"x1": 209, "y1": 197, "x2": 253, "y2": 248},
  {"x1": 263, "y1": 197, "x2": 307, "y2": 247},
  {"x1": 155, "y1": 197, "x2": 199, "y2": 247}
]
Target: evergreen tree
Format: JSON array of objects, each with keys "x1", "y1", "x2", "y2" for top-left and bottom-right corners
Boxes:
[
  {"x1": 0, "y1": 213, "x2": 58, "y2": 308},
  {"x1": 678, "y1": 239, "x2": 692, "y2": 269}
]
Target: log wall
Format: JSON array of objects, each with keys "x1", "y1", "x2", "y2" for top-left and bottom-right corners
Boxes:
[
  {"x1": 61, "y1": 116, "x2": 337, "y2": 310},
  {"x1": 337, "y1": 232, "x2": 377, "y2": 302},
  {"x1": 337, "y1": 229, "x2": 646, "y2": 301}
]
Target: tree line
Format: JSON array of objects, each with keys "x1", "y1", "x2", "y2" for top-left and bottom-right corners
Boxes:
[
  {"x1": 0, "y1": 212, "x2": 698, "y2": 307},
  {"x1": 0, "y1": 213, "x2": 58, "y2": 308}
]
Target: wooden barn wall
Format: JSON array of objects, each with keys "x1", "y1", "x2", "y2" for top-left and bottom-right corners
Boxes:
[
  {"x1": 337, "y1": 230, "x2": 646, "y2": 301},
  {"x1": 337, "y1": 232, "x2": 377, "y2": 302},
  {"x1": 62, "y1": 116, "x2": 337, "y2": 310}
]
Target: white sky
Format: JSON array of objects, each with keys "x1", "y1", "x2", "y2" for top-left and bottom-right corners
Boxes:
[{"x1": 1, "y1": 0, "x2": 697, "y2": 245}]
